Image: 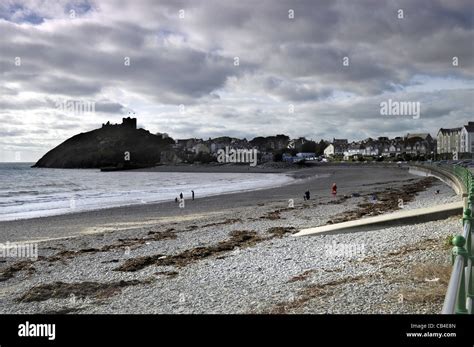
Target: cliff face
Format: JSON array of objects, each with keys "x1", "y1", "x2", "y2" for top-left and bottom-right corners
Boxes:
[{"x1": 33, "y1": 126, "x2": 174, "y2": 169}]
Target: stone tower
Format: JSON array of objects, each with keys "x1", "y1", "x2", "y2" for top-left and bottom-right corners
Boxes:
[{"x1": 122, "y1": 117, "x2": 137, "y2": 129}]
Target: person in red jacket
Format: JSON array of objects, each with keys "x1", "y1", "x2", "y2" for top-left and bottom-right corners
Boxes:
[{"x1": 331, "y1": 183, "x2": 337, "y2": 198}]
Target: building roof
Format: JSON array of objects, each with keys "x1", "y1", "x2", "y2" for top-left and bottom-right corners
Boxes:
[
  {"x1": 463, "y1": 122, "x2": 474, "y2": 132},
  {"x1": 438, "y1": 128, "x2": 462, "y2": 135}
]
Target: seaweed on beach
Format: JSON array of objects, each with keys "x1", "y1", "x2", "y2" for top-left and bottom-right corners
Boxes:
[
  {"x1": 116, "y1": 225, "x2": 301, "y2": 273},
  {"x1": 116, "y1": 230, "x2": 264, "y2": 272},
  {"x1": 287, "y1": 270, "x2": 315, "y2": 283},
  {"x1": 155, "y1": 271, "x2": 179, "y2": 278},
  {"x1": 0, "y1": 260, "x2": 36, "y2": 282},
  {"x1": 46, "y1": 230, "x2": 177, "y2": 263},
  {"x1": 199, "y1": 218, "x2": 242, "y2": 228},
  {"x1": 183, "y1": 219, "x2": 241, "y2": 231},
  {"x1": 326, "y1": 177, "x2": 437, "y2": 224},
  {"x1": 260, "y1": 207, "x2": 294, "y2": 220},
  {"x1": 266, "y1": 226, "x2": 297, "y2": 237},
  {"x1": 18, "y1": 278, "x2": 153, "y2": 303},
  {"x1": 261, "y1": 211, "x2": 281, "y2": 220}
]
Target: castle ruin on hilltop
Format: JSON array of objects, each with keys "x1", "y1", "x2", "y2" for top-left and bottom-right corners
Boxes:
[{"x1": 102, "y1": 117, "x2": 137, "y2": 129}]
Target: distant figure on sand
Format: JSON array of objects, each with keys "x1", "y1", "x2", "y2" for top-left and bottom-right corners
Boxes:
[
  {"x1": 180, "y1": 192, "x2": 183, "y2": 199},
  {"x1": 304, "y1": 190, "x2": 310, "y2": 201},
  {"x1": 175, "y1": 197, "x2": 178, "y2": 203},
  {"x1": 331, "y1": 183, "x2": 337, "y2": 198},
  {"x1": 192, "y1": 190, "x2": 195, "y2": 200}
]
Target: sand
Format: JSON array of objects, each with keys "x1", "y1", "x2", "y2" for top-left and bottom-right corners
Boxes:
[
  {"x1": 0, "y1": 163, "x2": 461, "y2": 314},
  {"x1": 0, "y1": 164, "x2": 412, "y2": 243}
]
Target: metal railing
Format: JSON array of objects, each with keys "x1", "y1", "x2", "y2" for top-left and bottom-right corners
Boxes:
[
  {"x1": 452, "y1": 164, "x2": 473, "y2": 193},
  {"x1": 438, "y1": 164, "x2": 474, "y2": 314}
]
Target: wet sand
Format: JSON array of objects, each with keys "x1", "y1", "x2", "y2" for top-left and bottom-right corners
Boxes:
[{"x1": 0, "y1": 164, "x2": 412, "y2": 243}]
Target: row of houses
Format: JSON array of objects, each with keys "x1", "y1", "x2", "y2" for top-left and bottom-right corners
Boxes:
[
  {"x1": 169, "y1": 135, "x2": 293, "y2": 163},
  {"x1": 172, "y1": 137, "x2": 268, "y2": 155},
  {"x1": 322, "y1": 122, "x2": 474, "y2": 160},
  {"x1": 323, "y1": 133, "x2": 437, "y2": 159},
  {"x1": 167, "y1": 121, "x2": 474, "y2": 163}
]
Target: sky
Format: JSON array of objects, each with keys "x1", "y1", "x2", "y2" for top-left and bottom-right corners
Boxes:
[{"x1": 0, "y1": 0, "x2": 473, "y2": 162}]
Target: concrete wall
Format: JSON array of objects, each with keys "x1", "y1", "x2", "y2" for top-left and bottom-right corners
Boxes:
[
  {"x1": 409, "y1": 165, "x2": 465, "y2": 195},
  {"x1": 409, "y1": 164, "x2": 468, "y2": 208}
]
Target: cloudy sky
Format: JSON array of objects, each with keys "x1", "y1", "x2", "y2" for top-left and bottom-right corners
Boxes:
[{"x1": 0, "y1": 0, "x2": 473, "y2": 161}]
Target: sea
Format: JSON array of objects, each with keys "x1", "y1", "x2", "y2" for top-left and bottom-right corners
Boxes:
[{"x1": 0, "y1": 163, "x2": 294, "y2": 222}]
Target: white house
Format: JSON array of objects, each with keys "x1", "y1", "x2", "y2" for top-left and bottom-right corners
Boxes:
[
  {"x1": 437, "y1": 128, "x2": 461, "y2": 154},
  {"x1": 460, "y1": 122, "x2": 474, "y2": 153},
  {"x1": 324, "y1": 144, "x2": 335, "y2": 157},
  {"x1": 324, "y1": 139, "x2": 348, "y2": 157}
]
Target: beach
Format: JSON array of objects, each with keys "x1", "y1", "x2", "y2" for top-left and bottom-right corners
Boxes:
[
  {"x1": 0, "y1": 164, "x2": 410, "y2": 243},
  {"x1": 0, "y1": 164, "x2": 460, "y2": 314}
]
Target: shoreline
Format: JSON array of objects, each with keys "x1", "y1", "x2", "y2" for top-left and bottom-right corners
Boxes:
[
  {"x1": 0, "y1": 164, "x2": 460, "y2": 314},
  {"x1": 1, "y1": 165, "x2": 412, "y2": 243},
  {"x1": 0, "y1": 170, "x2": 298, "y2": 224},
  {"x1": 3, "y1": 162, "x2": 406, "y2": 226}
]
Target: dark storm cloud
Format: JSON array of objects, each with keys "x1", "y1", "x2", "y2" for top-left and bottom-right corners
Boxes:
[
  {"x1": 0, "y1": 20, "x2": 246, "y2": 104},
  {"x1": 1, "y1": 0, "x2": 472, "y2": 101},
  {"x1": 0, "y1": 0, "x2": 472, "y2": 158}
]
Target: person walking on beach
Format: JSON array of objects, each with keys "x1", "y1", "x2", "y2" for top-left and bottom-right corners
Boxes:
[
  {"x1": 180, "y1": 192, "x2": 183, "y2": 200},
  {"x1": 192, "y1": 190, "x2": 195, "y2": 200},
  {"x1": 331, "y1": 183, "x2": 337, "y2": 198},
  {"x1": 304, "y1": 190, "x2": 310, "y2": 201}
]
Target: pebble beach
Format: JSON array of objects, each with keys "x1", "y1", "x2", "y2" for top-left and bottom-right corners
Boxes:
[{"x1": 0, "y1": 164, "x2": 461, "y2": 314}]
